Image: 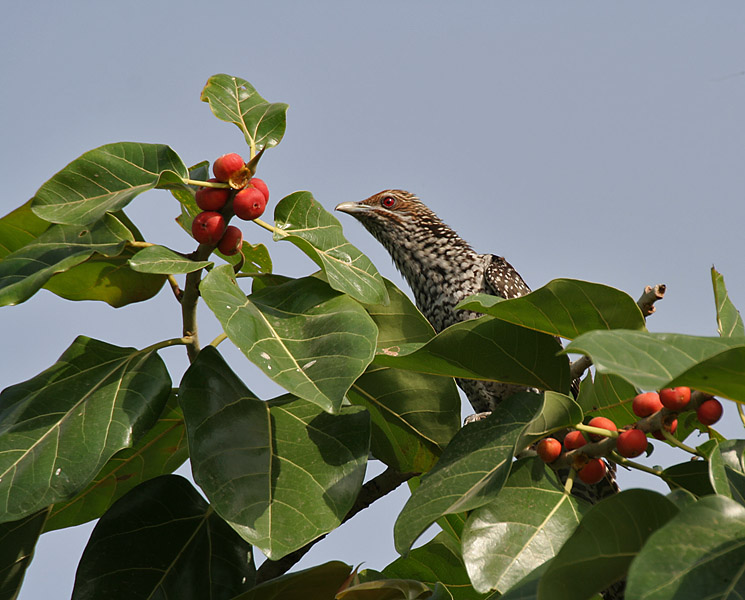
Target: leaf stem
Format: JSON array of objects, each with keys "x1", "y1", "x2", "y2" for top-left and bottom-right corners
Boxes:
[
  {"x1": 661, "y1": 429, "x2": 701, "y2": 456},
  {"x1": 139, "y1": 336, "x2": 193, "y2": 354},
  {"x1": 183, "y1": 178, "x2": 230, "y2": 189},
  {"x1": 167, "y1": 275, "x2": 182, "y2": 301},
  {"x1": 738, "y1": 403, "x2": 745, "y2": 429},
  {"x1": 564, "y1": 468, "x2": 576, "y2": 494},
  {"x1": 209, "y1": 333, "x2": 228, "y2": 348},
  {"x1": 127, "y1": 241, "x2": 155, "y2": 249},
  {"x1": 252, "y1": 218, "x2": 287, "y2": 237},
  {"x1": 610, "y1": 451, "x2": 665, "y2": 477},
  {"x1": 575, "y1": 423, "x2": 619, "y2": 439}
]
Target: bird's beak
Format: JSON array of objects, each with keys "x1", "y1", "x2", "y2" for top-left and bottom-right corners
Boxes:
[{"x1": 335, "y1": 201, "x2": 371, "y2": 215}]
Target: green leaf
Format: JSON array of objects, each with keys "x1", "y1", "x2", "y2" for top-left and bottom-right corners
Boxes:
[
  {"x1": 539, "y1": 489, "x2": 678, "y2": 600},
  {"x1": 72, "y1": 475, "x2": 254, "y2": 600},
  {"x1": 383, "y1": 532, "x2": 485, "y2": 600},
  {"x1": 463, "y1": 458, "x2": 587, "y2": 594},
  {"x1": 233, "y1": 561, "x2": 352, "y2": 600},
  {"x1": 394, "y1": 392, "x2": 543, "y2": 554},
  {"x1": 128, "y1": 244, "x2": 213, "y2": 274},
  {"x1": 43, "y1": 391, "x2": 188, "y2": 532},
  {"x1": 565, "y1": 330, "x2": 745, "y2": 402},
  {"x1": 274, "y1": 192, "x2": 389, "y2": 304},
  {"x1": 0, "y1": 200, "x2": 51, "y2": 259},
  {"x1": 720, "y1": 440, "x2": 745, "y2": 505},
  {"x1": 363, "y1": 278, "x2": 436, "y2": 347},
  {"x1": 200, "y1": 74, "x2": 289, "y2": 153},
  {"x1": 626, "y1": 495, "x2": 745, "y2": 599},
  {"x1": 31, "y1": 142, "x2": 188, "y2": 225},
  {"x1": 457, "y1": 279, "x2": 645, "y2": 339},
  {"x1": 0, "y1": 509, "x2": 48, "y2": 600},
  {"x1": 0, "y1": 336, "x2": 171, "y2": 523},
  {"x1": 337, "y1": 579, "x2": 434, "y2": 600},
  {"x1": 518, "y1": 391, "x2": 583, "y2": 450},
  {"x1": 575, "y1": 371, "x2": 638, "y2": 426},
  {"x1": 498, "y1": 562, "x2": 549, "y2": 600},
  {"x1": 663, "y1": 460, "x2": 716, "y2": 497},
  {"x1": 375, "y1": 318, "x2": 570, "y2": 395},
  {"x1": 200, "y1": 266, "x2": 377, "y2": 413},
  {"x1": 0, "y1": 213, "x2": 133, "y2": 306},
  {"x1": 179, "y1": 347, "x2": 369, "y2": 559},
  {"x1": 712, "y1": 267, "x2": 745, "y2": 337}
]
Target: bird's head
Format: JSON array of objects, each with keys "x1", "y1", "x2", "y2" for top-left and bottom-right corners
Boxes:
[{"x1": 335, "y1": 190, "x2": 432, "y2": 239}]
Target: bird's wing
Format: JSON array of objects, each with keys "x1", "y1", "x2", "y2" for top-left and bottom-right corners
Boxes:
[{"x1": 484, "y1": 254, "x2": 532, "y2": 299}]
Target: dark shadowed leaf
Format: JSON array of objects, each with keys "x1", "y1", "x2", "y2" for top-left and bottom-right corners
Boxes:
[
  {"x1": 200, "y1": 74, "x2": 288, "y2": 153},
  {"x1": 0, "y1": 336, "x2": 171, "y2": 523},
  {"x1": 375, "y1": 317, "x2": 570, "y2": 395},
  {"x1": 575, "y1": 372, "x2": 638, "y2": 426},
  {"x1": 712, "y1": 267, "x2": 745, "y2": 337},
  {"x1": 179, "y1": 347, "x2": 369, "y2": 559},
  {"x1": 539, "y1": 490, "x2": 678, "y2": 600},
  {"x1": 128, "y1": 244, "x2": 212, "y2": 274},
  {"x1": 43, "y1": 392, "x2": 188, "y2": 532},
  {"x1": 234, "y1": 561, "x2": 352, "y2": 600},
  {"x1": 0, "y1": 509, "x2": 48, "y2": 600},
  {"x1": 71, "y1": 475, "x2": 254, "y2": 600},
  {"x1": 626, "y1": 495, "x2": 745, "y2": 599},
  {"x1": 457, "y1": 279, "x2": 645, "y2": 339},
  {"x1": 383, "y1": 532, "x2": 485, "y2": 600},
  {"x1": 394, "y1": 393, "x2": 543, "y2": 554},
  {"x1": 0, "y1": 213, "x2": 133, "y2": 306},
  {"x1": 337, "y1": 579, "x2": 434, "y2": 600},
  {"x1": 31, "y1": 142, "x2": 187, "y2": 225},
  {"x1": 566, "y1": 330, "x2": 745, "y2": 402},
  {"x1": 274, "y1": 192, "x2": 389, "y2": 304},
  {"x1": 200, "y1": 266, "x2": 377, "y2": 413},
  {"x1": 663, "y1": 460, "x2": 716, "y2": 497},
  {"x1": 518, "y1": 392, "x2": 583, "y2": 450},
  {"x1": 463, "y1": 458, "x2": 588, "y2": 594},
  {"x1": 719, "y1": 439, "x2": 745, "y2": 505}
]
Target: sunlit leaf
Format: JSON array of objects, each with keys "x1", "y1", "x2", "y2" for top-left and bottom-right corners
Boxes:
[
  {"x1": 31, "y1": 142, "x2": 188, "y2": 225},
  {"x1": 128, "y1": 244, "x2": 212, "y2": 274},
  {"x1": 712, "y1": 267, "x2": 745, "y2": 337},
  {"x1": 233, "y1": 561, "x2": 352, "y2": 600},
  {"x1": 0, "y1": 200, "x2": 50, "y2": 258}
]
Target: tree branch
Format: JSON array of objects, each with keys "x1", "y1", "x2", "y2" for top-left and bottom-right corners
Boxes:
[{"x1": 254, "y1": 467, "x2": 416, "y2": 584}]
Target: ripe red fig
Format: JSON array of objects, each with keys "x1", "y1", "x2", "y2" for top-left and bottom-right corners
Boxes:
[
  {"x1": 213, "y1": 153, "x2": 245, "y2": 182},
  {"x1": 564, "y1": 430, "x2": 588, "y2": 451},
  {"x1": 616, "y1": 429, "x2": 647, "y2": 458},
  {"x1": 217, "y1": 225, "x2": 243, "y2": 256},
  {"x1": 537, "y1": 438, "x2": 562, "y2": 463},
  {"x1": 250, "y1": 177, "x2": 269, "y2": 202},
  {"x1": 696, "y1": 398, "x2": 723, "y2": 426},
  {"x1": 233, "y1": 187, "x2": 267, "y2": 221},
  {"x1": 587, "y1": 416, "x2": 618, "y2": 441},
  {"x1": 659, "y1": 387, "x2": 691, "y2": 411},
  {"x1": 195, "y1": 179, "x2": 229, "y2": 211},
  {"x1": 191, "y1": 211, "x2": 226, "y2": 245},
  {"x1": 578, "y1": 458, "x2": 607, "y2": 485},
  {"x1": 632, "y1": 391, "x2": 663, "y2": 418}
]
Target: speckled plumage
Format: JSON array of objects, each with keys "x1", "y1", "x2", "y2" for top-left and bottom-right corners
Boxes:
[{"x1": 335, "y1": 190, "x2": 532, "y2": 414}]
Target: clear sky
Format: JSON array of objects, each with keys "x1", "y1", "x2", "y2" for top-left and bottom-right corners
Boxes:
[{"x1": 3, "y1": 2, "x2": 745, "y2": 598}]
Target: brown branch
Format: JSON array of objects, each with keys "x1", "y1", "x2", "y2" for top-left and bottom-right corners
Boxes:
[
  {"x1": 180, "y1": 243, "x2": 218, "y2": 363},
  {"x1": 254, "y1": 467, "x2": 416, "y2": 584},
  {"x1": 637, "y1": 284, "x2": 666, "y2": 318}
]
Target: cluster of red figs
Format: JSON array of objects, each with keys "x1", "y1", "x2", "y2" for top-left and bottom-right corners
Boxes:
[
  {"x1": 536, "y1": 386, "x2": 724, "y2": 486},
  {"x1": 191, "y1": 153, "x2": 270, "y2": 255}
]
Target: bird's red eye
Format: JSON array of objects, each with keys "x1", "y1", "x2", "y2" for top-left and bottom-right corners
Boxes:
[{"x1": 380, "y1": 196, "x2": 397, "y2": 208}]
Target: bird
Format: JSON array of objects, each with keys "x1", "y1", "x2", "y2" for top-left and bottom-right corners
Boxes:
[
  {"x1": 336, "y1": 189, "x2": 625, "y2": 599},
  {"x1": 335, "y1": 189, "x2": 534, "y2": 417}
]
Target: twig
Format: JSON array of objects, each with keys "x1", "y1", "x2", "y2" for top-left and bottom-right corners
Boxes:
[
  {"x1": 254, "y1": 467, "x2": 415, "y2": 584},
  {"x1": 167, "y1": 275, "x2": 182, "y2": 301},
  {"x1": 569, "y1": 356, "x2": 592, "y2": 380},
  {"x1": 637, "y1": 284, "x2": 666, "y2": 317}
]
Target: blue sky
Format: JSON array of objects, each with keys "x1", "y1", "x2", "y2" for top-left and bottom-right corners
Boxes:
[{"x1": 3, "y1": 2, "x2": 745, "y2": 597}]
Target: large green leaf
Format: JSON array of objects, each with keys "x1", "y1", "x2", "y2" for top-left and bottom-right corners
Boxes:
[
  {"x1": 200, "y1": 74, "x2": 288, "y2": 154},
  {"x1": 0, "y1": 213, "x2": 133, "y2": 306},
  {"x1": 575, "y1": 371, "x2": 638, "y2": 426},
  {"x1": 374, "y1": 317, "x2": 570, "y2": 395},
  {"x1": 234, "y1": 562, "x2": 352, "y2": 600},
  {"x1": 274, "y1": 192, "x2": 389, "y2": 304},
  {"x1": 31, "y1": 142, "x2": 187, "y2": 225},
  {"x1": 662, "y1": 460, "x2": 716, "y2": 497},
  {"x1": 566, "y1": 330, "x2": 745, "y2": 402},
  {"x1": 0, "y1": 509, "x2": 48, "y2": 600},
  {"x1": 43, "y1": 392, "x2": 188, "y2": 532},
  {"x1": 518, "y1": 391, "x2": 583, "y2": 450},
  {"x1": 394, "y1": 392, "x2": 543, "y2": 554},
  {"x1": 538, "y1": 490, "x2": 678, "y2": 600},
  {"x1": 179, "y1": 347, "x2": 369, "y2": 559},
  {"x1": 0, "y1": 200, "x2": 51, "y2": 258},
  {"x1": 0, "y1": 336, "x2": 171, "y2": 523},
  {"x1": 457, "y1": 279, "x2": 645, "y2": 339},
  {"x1": 200, "y1": 266, "x2": 377, "y2": 413},
  {"x1": 462, "y1": 458, "x2": 588, "y2": 594},
  {"x1": 720, "y1": 439, "x2": 745, "y2": 505},
  {"x1": 626, "y1": 495, "x2": 745, "y2": 599},
  {"x1": 712, "y1": 267, "x2": 745, "y2": 337},
  {"x1": 128, "y1": 244, "x2": 213, "y2": 274},
  {"x1": 72, "y1": 475, "x2": 255, "y2": 600},
  {"x1": 383, "y1": 532, "x2": 485, "y2": 600}
]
